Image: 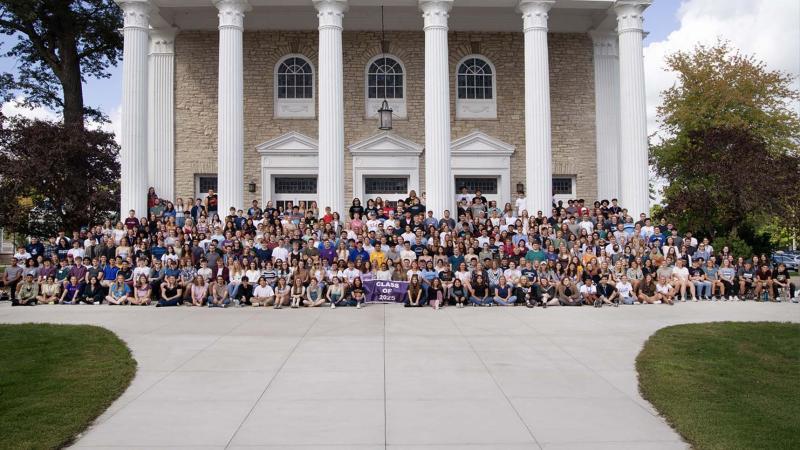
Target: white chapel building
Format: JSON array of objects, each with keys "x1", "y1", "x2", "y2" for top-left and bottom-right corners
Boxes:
[{"x1": 117, "y1": 0, "x2": 651, "y2": 218}]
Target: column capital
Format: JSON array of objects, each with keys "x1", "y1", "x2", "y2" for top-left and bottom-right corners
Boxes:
[
  {"x1": 314, "y1": 0, "x2": 348, "y2": 30},
  {"x1": 614, "y1": 0, "x2": 651, "y2": 33},
  {"x1": 518, "y1": 0, "x2": 554, "y2": 32},
  {"x1": 589, "y1": 30, "x2": 618, "y2": 57},
  {"x1": 214, "y1": 0, "x2": 251, "y2": 30},
  {"x1": 149, "y1": 27, "x2": 178, "y2": 54},
  {"x1": 419, "y1": 0, "x2": 453, "y2": 30},
  {"x1": 119, "y1": 0, "x2": 153, "y2": 30}
]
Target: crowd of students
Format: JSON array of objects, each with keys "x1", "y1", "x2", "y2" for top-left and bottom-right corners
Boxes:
[{"x1": 1, "y1": 187, "x2": 797, "y2": 308}]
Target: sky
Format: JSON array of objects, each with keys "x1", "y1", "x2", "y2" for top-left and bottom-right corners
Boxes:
[{"x1": 1, "y1": 0, "x2": 799, "y2": 146}]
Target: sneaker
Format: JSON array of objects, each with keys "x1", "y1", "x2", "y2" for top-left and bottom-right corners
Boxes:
[
  {"x1": 792, "y1": 297, "x2": 798, "y2": 303},
  {"x1": 613, "y1": 300, "x2": 619, "y2": 307},
  {"x1": 274, "y1": 304, "x2": 281, "y2": 309},
  {"x1": 331, "y1": 303, "x2": 336, "y2": 309},
  {"x1": 356, "y1": 303, "x2": 362, "y2": 309},
  {"x1": 593, "y1": 298, "x2": 601, "y2": 308},
  {"x1": 542, "y1": 301, "x2": 547, "y2": 309},
  {"x1": 486, "y1": 302, "x2": 492, "y2": 307}
]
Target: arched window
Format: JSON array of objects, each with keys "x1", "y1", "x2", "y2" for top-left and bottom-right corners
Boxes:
[
  {"x1": 277, "y1": 56, "x2": 313, "y2": 99},
  {"x1": 455, "y1": 55, "x2": 497, "y2": 119},
  {"x1": 367, "y1": 57, "x2": 404, "y2": 99},
  {"x1": 457, "y1": 57, "x2": 493, "y2": 99},
  {"x1": 365, "y1": 55, "x2": 407, "y2": 119},
  {"x1": 274, "y1": 55, "x2": 315, "y2": 118}
]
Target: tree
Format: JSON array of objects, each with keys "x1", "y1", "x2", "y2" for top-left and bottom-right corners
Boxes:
[
  {"x1": 652, "y1": 41, "x2": 800, "y2": 252},
  {"x1": 0, "y1": 113, "x2": 120, "y2": 237},
  {"x1": 0, "y1": 0, "x2": 122, "y2": 127}
]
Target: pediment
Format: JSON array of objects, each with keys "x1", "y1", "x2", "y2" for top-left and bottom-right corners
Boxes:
[
  {"x1": 256, "y1": 131, "x2": 318, "y2": 154},
  {"x1": 348, "y1": 131, "x2": 423, "y2": 155},
  {"x1": 451, "y1": 131, "x2": 515, "y2": 156}
]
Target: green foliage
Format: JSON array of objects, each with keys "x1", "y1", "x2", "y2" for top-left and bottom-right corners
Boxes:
[
  {"x1": 0, "y1": 324, "x2": 136, "y2": 449},
  {"x1": 0, "y1": 0, "x2": 123, "y2": 125},
  {"x1": 711, "y1": 232, "x2": 753, "y2": 260},
  {"x1": 652, "y1": 41, "x2": 800, "y2": 250},
  {"x1": 637, "y1": 322, "x2": 800, "y2": 450},
  {"x1": 0, "y1": 114, "x2": 120, "y2": 237}
]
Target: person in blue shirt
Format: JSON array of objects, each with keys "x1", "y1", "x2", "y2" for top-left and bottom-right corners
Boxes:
[
  {"x1": 26, "y1": 237, "x2": 45, "y2": 260},
  {"x1": 164, "y1": 259, "x2": 181, "y2": 279},
  {"x1": 448, "y1": 250, "x2": 465, "y2": 273},
  {"x1": 348, "y1": 242, "x2": 369, "y2": 263},
  {"x1": 101, "y1": 260, "x2": 119, "y2": 289},
  {"x1": 150, "y1": 238, "x2": 168, "y2": 261}
]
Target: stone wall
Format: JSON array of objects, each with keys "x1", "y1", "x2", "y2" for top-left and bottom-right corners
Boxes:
[{"x1": 173, "y1": 30, "x2": 597, "y2": 207}]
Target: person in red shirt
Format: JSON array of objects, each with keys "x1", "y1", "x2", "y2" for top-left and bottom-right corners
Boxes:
[
  {"x1": 124, "y1": 210, "x2": 139, "y2": 229},
  {"x1": 321, "y1": 206, "x2": 333, "y2": 224}
]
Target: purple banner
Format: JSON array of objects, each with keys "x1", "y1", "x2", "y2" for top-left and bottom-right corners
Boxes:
[{"x1": 364, "y1": 280, "x2": 409, "y2": 303}]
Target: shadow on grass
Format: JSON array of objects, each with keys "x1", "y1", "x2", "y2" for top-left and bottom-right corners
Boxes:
[
  {"x1": 0, "y1": 323, "x2": 137, "y2": 449},
  {"x1": 637, "y1": 321, "x2": 800, "y2": 450}
]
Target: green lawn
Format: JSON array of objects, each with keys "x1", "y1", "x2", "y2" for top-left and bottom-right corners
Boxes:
[
  {"x1": 0, "y1": 324, "x2": 136, "y2": 449},
  {"x1": 637, "y1": 322, "x2": 800, "y2": 450}
]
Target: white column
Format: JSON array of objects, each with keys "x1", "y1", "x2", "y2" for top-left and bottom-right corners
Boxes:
[
  {"x1": 148, "y1": 27, "x2": 177, "y2": 203},
  {"x1": 590, "y1": 31, "x2": 621, "y2": 201},
  {"x1": 615, "y1": 0, "x2": 651, "y2": 217},
  {"x1": 420, "y1": 0, "x2": 454, "y2": 217},
  {"x1": 215, "y1": 0, "x2": 250, "y2": 213},
  {"x1": 119, "y1": 0, "x2": 151, "y2": 218},
  {"x1": 519, "y1": 0, "x2": 554, "y2": 215},
  {"x1": 314, "y1": 0, "x2": 347, "y2": 216}
]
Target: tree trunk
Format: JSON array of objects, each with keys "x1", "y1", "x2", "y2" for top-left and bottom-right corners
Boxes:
[
  {"x1": 56, "y1": 1, "x2": 84, "y2": 128},
  {"x1": 59, "y1": 35, "x2": 84, "y2": 128}
]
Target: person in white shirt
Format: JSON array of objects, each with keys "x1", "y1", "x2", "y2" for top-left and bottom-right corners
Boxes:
[
  {"x1": 196, "y1": 259, "x2": 213, "y2": 282},
  {"x1": 578, "y1": 216, "x2": 594, "y2": 234},
  {"x1": 503, "y1": 261, "x2": 522, "y2": 287},
  {"x1": 401, "y1": 227, "x2": 416, "y2": 245},
  {"x1": 514, "y1": 192, "x2": 526, "y2": 216},
  {"x1": 655, "y1": 276, "x2": 676, "y2": 305},
  {"x1": 342, "y1": 261, "x2": 361, "y2": 284},
  {"x1": 579, "y1": 278, "x2": 599, "y2": 306},
  {"x1": 132, "y1": 258, "x2": 150, "y2": 281},
  {"x1": 13, "y1": 248, "x2": 31, "y2": 266},
  {"x1": 252, "y1": 278, "x2": 275, "y2": 307},
  {"x1": 457, "y1": 186, "x2": 474, "y2": 205},
  {"x1": 477, "y1": 230, "x2": 490, "y2": 248},
  {"x1": 615, "y1": 275, "x2": 635, "y2": 305},
  {"x1": 671, "y1": 259, "x2": 697, "y2": 301},
  {"x1": 365, "y1": 213, "x2": 381, "y2": 233},
  {"x1": 271, "y1": 240, "x2": 289, "y2": 263},
  {"x1": 399, "y1": 242, "x2": 416, "y2": 263},
  {"x1": 67, "y1": 241, "x2": 85, "y2": 260}
]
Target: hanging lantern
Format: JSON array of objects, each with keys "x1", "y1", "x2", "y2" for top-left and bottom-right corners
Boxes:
[
  {"x1": 378, "y1": 99, "x2": 393, "y2": 131},
  {"x1": 376, "y1": 6, "x2": 393, "y2": 131}
]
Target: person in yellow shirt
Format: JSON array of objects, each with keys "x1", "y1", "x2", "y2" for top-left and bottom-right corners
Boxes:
[{"x1": 370, "y1": 246, "x2": 387, "y2": 268}]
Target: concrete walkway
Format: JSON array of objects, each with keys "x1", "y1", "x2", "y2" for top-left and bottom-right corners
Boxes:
[{"x1": 2, "y1": 301, "x2": 798, "y2": 449}]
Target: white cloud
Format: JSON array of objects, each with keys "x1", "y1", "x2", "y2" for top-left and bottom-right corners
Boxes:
[
  {"x1": 1, "y1": 95, "x2": 122, "y2": 145},
  {"x1": 87, "y1": 103, "x2": 122, "y2": 145},
  {"x1": 644, "y1": 0, "x2": 800, "y2": 136},
  {"x1": 1, "y1": 95, "x2": 59, "y2": 122}
]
